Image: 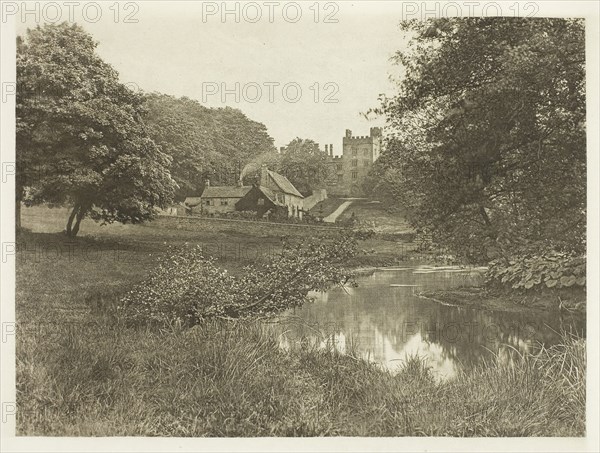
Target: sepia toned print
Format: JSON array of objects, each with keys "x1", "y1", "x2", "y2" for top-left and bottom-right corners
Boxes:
[{"x1": 1, "y1": 1, "x2": 596, "y2": 449}]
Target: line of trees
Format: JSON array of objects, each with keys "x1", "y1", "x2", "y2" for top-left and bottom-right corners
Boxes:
[
  {"x1": 16, "y1": 23, "x2": 276, "y2": 236},
  {"x1": 143, "y1": 93, "x2": 276, "y2": 200}
]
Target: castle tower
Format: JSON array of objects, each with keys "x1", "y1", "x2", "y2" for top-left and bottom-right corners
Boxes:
[{"x1": 321, "y1": 127, "x2": 383, "y2": 197}]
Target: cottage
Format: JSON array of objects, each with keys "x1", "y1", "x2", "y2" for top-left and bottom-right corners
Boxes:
[
  {"x1": 235, "y1": 185, "x2": 286, "y2": 218},
  {"x1": 185, "y1": 183, "x2": 251, "y2": 215},
  {"x1": 236, "y1": 166, "x2": 304, "y2": 219}
]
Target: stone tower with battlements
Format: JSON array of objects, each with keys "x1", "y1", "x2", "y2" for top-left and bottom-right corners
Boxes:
[{"x1": 322, "y1": 127, "x2": 383, "y2": 197}]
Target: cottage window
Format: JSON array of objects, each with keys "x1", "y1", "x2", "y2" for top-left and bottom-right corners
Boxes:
[
  {"x1": 221, "y1": 199, "x2": 228, "y2": 206},
  {"x1": 258, "y1": 198, "x2": 264, "y2": 206},
  {"x1": 205, "y1": 199, "x2": 212, "y2": 206}
]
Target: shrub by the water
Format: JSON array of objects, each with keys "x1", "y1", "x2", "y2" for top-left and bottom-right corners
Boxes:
[
  {"x1": 487, "y1": 251, "x2": 586, "y2": 291},
  {"x1": 118, "y1": 234, "x2": 358, "y2": 326}
]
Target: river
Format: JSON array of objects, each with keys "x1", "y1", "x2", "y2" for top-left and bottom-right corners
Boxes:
[{"x1": 276, "y1": 266, "x2": 585, "y2": 381}]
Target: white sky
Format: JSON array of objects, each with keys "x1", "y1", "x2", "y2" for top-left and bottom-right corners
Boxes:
[{"x1": 16, "y1": 1, "x2": 411, "y2": 151}]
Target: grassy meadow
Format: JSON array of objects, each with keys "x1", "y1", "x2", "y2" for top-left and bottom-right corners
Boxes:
[{"x1": 15, "y1": 206, "x2": 586, "y2": 436}]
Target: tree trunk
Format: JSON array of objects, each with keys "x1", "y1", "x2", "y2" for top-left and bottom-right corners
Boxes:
[
  {"x1": 15, "y1": 187, "x2": 24, "y2": 232},
  {"x1": 66, "y1": 204, "x2": 80, "y2": 237},
  {"x1": 16, "y1": 200, "x2": 21, "y2": 231},
  {"x1": 70, "y1": 208, "x2": 86, "y2": 237},
  {"x1": 479, "y1": 205, "x2": 492, "y2": 228}
]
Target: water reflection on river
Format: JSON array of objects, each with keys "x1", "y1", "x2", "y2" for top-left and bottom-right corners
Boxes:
[{"x1": 276, "y1": 267, "x2": 585, "y2": 381}]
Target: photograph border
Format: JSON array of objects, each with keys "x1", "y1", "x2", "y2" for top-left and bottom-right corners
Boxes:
[{"x1": 1, "y1": 1, "x2": 598, "y2": 451}]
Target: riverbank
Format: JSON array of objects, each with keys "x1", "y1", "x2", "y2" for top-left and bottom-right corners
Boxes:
[
  {"x1": 17, "y1": 316, "x2": 585, "y2": 436},
  {"x1": 419, "y1": 286, "x2": 586, "y2": 315},
  {"x1": 15, "y1": 207, "x2": 586, "y2": 436}
]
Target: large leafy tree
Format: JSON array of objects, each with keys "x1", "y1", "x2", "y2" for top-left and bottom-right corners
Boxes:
[
  {"x1": 240, "y1": 138, "x2": 331, "y2": 196},
  {"x1": 143, "y1": 94, "x2": 276, "y2": 199},
  {"x1": 212, "y1": 106, "x2": 276, "y2": 164},
  {"x1": 374, "y1": 18, "x2": 585, "y2": 262},
  {"x1": 17, "y1": 23, "x2": 177, "y2": 236},
  {"x1": 143, "y1": 94, "x2": 221, "y2": 199},
  {"x1": 277, "y1": 138, "x2": 332, "y2": 196}
]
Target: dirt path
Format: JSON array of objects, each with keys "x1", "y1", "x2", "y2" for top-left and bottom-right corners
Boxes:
[{"x1": 323, "y1": 201, "x2": 354, "y2": 223}]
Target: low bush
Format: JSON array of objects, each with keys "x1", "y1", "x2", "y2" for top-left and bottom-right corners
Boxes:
[
  {"x1": 487, "y1": 251, "x2": 586, "y2": 291},
  {"x1": 118, "y1": 234, "x2": 359, "y2": 326}
]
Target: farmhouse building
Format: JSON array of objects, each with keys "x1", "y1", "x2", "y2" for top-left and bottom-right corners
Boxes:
[
  {"x1": 185, "y1": 183, "x2": 251, "y2": 215},
  {"x1": 236, "y1": 165, "x2": 304, "y2": 219},
  {"x1": 235, "y1": 185, "x2": 285, "y2": 218}
]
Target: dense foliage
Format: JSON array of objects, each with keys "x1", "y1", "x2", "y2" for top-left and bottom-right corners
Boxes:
[
  {"x1": 143, "y1": 93, "x2": 276, "y2": 199},
  {"x1": 487, "y1": 252, "x2": 586, "y2": 291},
  {"x1": 16, "y1": 24, "x2": 277, "y2": 233},
  {"x1": 119, "y1": 233, "x2": 358, "y2": 326},
  {"x1": 16, "y1": 23, "x2": 177, "y2": 236},
  {"x1": 241, "y1": 138, "x2": 332, "y2": 196},
  {"x1": 370, "y1": 18, "x2": 585, "y2": 268},
  {"x1": 277, "y1": 138, "x2": 333, "y2": 196}
]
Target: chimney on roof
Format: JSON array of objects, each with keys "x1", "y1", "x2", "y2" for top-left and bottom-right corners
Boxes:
[
  {"x1": 205, "y1": 179, "x2": 210, "y2": 187},
  {"x1": 330, "y1": 144, "x2": 333, "y2": 156},
  {"x1": 325, "y1": 144, "x2": 328, "y2": 153},
  {"x1": 260, "y1": 164, "x2": 268, "y2": 187},
  {"x1": 345, "y1": 129, "x2": 352, "y2": 138}
]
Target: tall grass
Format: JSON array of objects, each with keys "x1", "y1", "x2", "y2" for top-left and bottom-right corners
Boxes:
[{"x1": 17, "y1": 314, "x2": 586, "y2": 436}]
